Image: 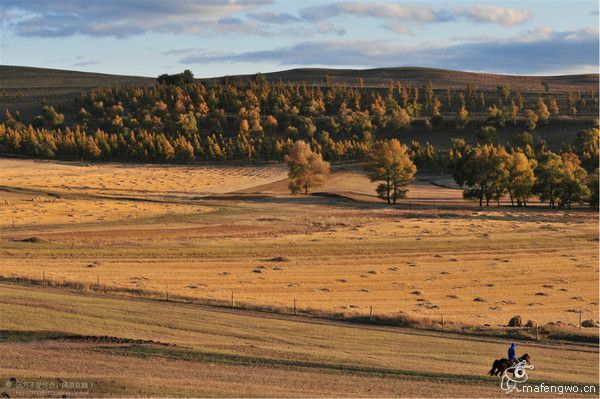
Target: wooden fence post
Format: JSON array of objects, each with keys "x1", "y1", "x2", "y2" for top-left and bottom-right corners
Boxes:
[
  {"x1": 579, "y1": 307, "x2": 582, "y2": 329},
  {"x1": 441, "y1": 314, "x2": 445, "y2": 331},
  {"x1": 369, "y1": 306, "x2": 373, "y2": 321},
  {"x1": 293, "y1": 298, "x2": 297, "y2": 316},
  {"x1": 231, "y1": 291, "x2": 234, "y2": 308},
  {"x1": 536, "y1": 323, "x2": 539, "y2": 341},
  {"x1": 166, "y1": 285, "x2": 169, "y2": 301},
  {"x1": 42, "y1": 271, "x2": 45, "y2": 286}
]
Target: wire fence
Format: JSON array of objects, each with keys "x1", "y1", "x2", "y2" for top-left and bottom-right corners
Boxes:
[{"x1": 6, "y1": 273, "x2": 596, "y2": 342}]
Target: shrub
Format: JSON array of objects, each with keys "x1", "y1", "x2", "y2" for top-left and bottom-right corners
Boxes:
[{"x1": 508, "y1": 315, "x2": 523, "y2": 327}]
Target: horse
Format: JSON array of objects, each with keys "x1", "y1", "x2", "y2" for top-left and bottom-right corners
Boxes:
[{"x1": 489, "y1": 354, "x2": 530, "y2": 376}]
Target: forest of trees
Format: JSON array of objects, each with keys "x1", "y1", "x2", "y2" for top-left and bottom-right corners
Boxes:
[
  {"x1": 283, "y1": 126, "x2": 597, "y2": 209},
  {"x1": 448, "y1": 130, "x2": 598, "y2": 209},
  {"x1": 0, "y1": 72, "x2": 598, "y2": 208},
  {"x1": 1, "y1": 73, "x2": 597, "y2": 165}
]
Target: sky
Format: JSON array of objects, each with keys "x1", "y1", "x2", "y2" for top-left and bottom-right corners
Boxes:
[{"x1": 1, "y1": 0, "x2": 598, "y2": 78}]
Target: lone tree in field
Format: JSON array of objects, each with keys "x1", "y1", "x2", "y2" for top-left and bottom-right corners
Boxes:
[
  {"x1": 284, "y1": 140, "x2": 330, "y2": 194},
  {"x1": 365, "y1": 139, "x2": 416, "y2": 204}
]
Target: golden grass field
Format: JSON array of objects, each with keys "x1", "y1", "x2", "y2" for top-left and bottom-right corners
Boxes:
[
  {"x1": 0, "y1": 283, "x2": 597, "y2": 397},
  {"x1": 0, "y1": 158, "x2": 597, "y2": 330}
]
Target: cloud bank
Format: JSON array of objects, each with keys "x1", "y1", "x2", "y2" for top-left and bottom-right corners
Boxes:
[
  {"x1": 179, "y1": 28, "x2": 599, "y2": 74},
  {"x1": 2, "y1": 0, "x2": 272, "y2": 37},
  {"x1": 2, "y1": 0, "x2": 533, "y2": 38}
]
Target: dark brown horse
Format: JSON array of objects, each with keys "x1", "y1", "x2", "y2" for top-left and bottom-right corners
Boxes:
[{"x1": 489, "y1": 354, "x2": 530, "y2": 376}]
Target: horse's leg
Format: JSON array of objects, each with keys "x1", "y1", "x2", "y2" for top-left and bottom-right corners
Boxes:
[
  {"x1": 489, "y1": 360, "x2": 497, "y2": 376},
  {"x1": 496, "y1": 362, "x2": 506, "y2": 376}
]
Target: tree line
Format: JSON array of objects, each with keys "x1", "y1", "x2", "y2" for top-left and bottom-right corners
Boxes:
[
  {"x1": 284, "y1": 128, "x2": 598, "y2": 209},
  {"x1": 5, "y1": 72, "x2": 597, "y2": 154}
]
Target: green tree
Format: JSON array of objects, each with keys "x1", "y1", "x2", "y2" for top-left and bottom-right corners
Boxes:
[
  {"x1": 477, "y1": 126, "x2": 498, "y2": 144},
  {"x1": 586, "y1": 169, "x2": 599, "y2": 209},
  {"x1": 453, "y1": 144, "x2": 510, "y2": 207},
  {"x1": 533, "y1": 152, "x2": 564, "y2": 208},
  {"x1": 575, "y1": 128, "x2": 599, "y2": 172}
]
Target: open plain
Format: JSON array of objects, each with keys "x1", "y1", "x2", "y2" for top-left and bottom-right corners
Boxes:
[{"x1": 0, "y1": 159, "x2": 597, "y2": 329}]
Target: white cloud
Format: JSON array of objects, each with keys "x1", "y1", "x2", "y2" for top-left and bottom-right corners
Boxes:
[
  {"x1": 382, "y1": 21, "x2": 413, "y2": 35},
  {"x1": 2, "y1": 0, "x2": 272, "y2": 37},
  {"x1": 300, "y1": 2, "x2": 532, "y2": 28},
  {"x1": 459, "y1": 5, "x2": 531, "y2": 26}
]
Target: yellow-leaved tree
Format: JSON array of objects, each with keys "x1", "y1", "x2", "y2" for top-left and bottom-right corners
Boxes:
[
  {"x1": 364, "y1": 139, "x2": 416, "y2": 204},
  {"x1": 284, "y1": 140, "x2": 330, "y2": 195}
]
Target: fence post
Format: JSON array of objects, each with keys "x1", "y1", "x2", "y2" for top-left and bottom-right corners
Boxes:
[
  {"x1": 536, "y1": 323, "x2": 539, "y2": 341},
  {"x1": 369, "y1": 306, "x2": 373, "y2": 321},
  {"x1": 42, "y1": 271, "x2": 45, "y2": 286},
  {"x1": 579, "y1": 307, "x2": 582, "y2": 329},
  {"x1": 231, "y1": 291, "x2": 234, "y2": 308},
  {"x1": 293, "y1": 298, "x2": 296, "y2": 316},
  {"x1": 96, "y1": 274, "x2": 100, "y2": 290},
  {"x1": 441, "y1": 314, "x2": 445, "y2": 331},
  {"x1": 166, "y1": 285, "x2": 169, "y2": 301}
]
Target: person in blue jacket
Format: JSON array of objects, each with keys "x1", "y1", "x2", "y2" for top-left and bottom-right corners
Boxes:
[{"x1": 508, "y1": 343, "x2": 518, "y2": 364}]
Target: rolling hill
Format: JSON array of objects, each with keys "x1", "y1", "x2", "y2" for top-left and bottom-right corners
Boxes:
[
  {"x1": 0, "y1": 65, "x2": 597, "y2": 151},
  {"x1": 1, "y1": 64, "x2": 598, "y2": 121},
  {"x1": 227, "y1": 66, "x2": 599, "y2": 92}
]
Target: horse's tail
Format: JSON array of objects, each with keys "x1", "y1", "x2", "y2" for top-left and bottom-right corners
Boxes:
[{"x1": 489, "y1": 360, "x2": 498, "y2": 376}]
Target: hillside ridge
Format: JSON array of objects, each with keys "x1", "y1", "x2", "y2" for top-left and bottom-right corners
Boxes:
[{"x1": 2, "y1": 64, "x2": 598, "y2": 90}]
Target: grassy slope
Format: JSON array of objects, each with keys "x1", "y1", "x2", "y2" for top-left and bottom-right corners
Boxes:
[{"x1": 0, "y1": 283, "x2": 597, "y2": 397}]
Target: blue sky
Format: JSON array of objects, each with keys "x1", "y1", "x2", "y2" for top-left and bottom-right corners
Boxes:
[{"x1": 1, "y1": 0, "x2": 598, "y2": 77}]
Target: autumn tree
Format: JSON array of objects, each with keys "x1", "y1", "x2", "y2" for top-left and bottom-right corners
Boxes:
[
  {"x1": 536, "y1": 97, "x2": 550, "y2": 124},
  {"x1": 365, "y1": 139, "x2": 416, "y2": 204},
  {"x1": 548, "y1": 96, "x2": 559, "y2": 116},
  {"x1": 284, "y1": 140, "x2": 330, "y2": 194},
  {"x1": 555, "y1": 153, "x2": 589, "y2": 208},
  {"x1": 506, "y1": 151, "x2": 536, "y2": 206},
  {"x1": 497, "y1": 84, "x2": 511, "y2": 105},
  {"x1": 525, "y1": 109, "x2": 539, "y2": 130},
  {"x1": 456, "y1": 105, "x2": 470, "y2": 130}
]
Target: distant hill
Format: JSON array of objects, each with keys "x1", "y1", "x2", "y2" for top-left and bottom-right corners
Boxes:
[
  {"x1": 215, "y1": 67, "x2": 599, "y2": 92},
  {"x1": 0, "y1": 65, "x2": 155, "y2": 120}
]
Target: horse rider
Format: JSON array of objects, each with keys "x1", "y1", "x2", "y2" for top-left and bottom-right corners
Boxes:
[{"x1": 508, "y1": 343, "x2": 519, "y2": 364}]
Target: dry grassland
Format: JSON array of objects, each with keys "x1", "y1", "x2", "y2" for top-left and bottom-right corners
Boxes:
[
  {"x1": 0, "y1": 284, "x2": 597, "y2": 397},
  {"x1": 0, "y1": 159, "x2": 597, "y2": 328}
]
